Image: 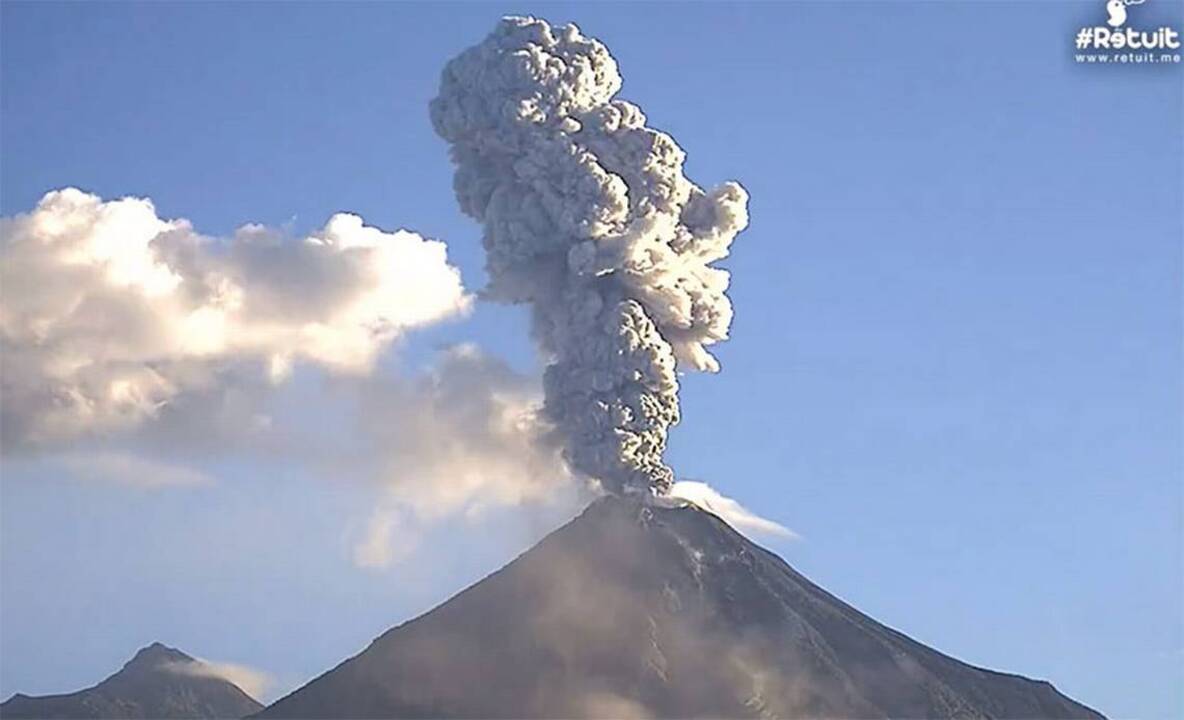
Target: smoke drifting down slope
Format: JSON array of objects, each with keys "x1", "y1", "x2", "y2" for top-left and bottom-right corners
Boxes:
[{"x1": 431, "y1": 17, "x2": 749, "y2": 496}]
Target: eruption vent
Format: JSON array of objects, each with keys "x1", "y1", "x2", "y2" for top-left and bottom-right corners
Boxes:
[{"x1": 430, "y1": 16, "x2": 749, "y2": 496}]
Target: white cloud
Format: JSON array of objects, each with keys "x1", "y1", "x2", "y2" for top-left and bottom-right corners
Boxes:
[
  {"x1": 351, "y1": 506, "x2": 419, "y2": 570},
  {"x1": 346, "y1": 344, "x2": 581, "y2": 569},
  {"x1": 667, "y1": 481, "x2": 797, "y2": 539},
  {"x1": 162, "y1": 658, "x2": 273, "y2": 701},
  {"x1": 0, "y1": 190, "x2": 586, "y2": 569},
  {"x1": 360, "y1": 345, "x2": 573, "y2": 518},
  {"x1": 0, "y1": 188, "x2": 470, "y2": 451},
  {"x1": 53, "y1": 451, "x2": 213, "y2": 489}
]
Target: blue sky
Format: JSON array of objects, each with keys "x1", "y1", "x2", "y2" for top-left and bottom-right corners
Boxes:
[{"x1": 1, "y1": 1, "x2": 1181, "y2": 718}]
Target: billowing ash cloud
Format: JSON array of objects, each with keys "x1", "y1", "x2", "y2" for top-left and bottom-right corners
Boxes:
[
  {"x1": 0, "y1": 188, "x2": 470, "y2": 451},
  {"x1": 431, "y1": 16, "x2": 749, "y2": 497}
]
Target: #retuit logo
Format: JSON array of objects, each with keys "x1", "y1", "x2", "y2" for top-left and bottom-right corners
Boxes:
[{"x1": 1075, "y1": 0, "x2": 1182, "y2": 64}]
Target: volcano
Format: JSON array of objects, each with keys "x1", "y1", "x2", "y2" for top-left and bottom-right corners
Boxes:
[
  {"x1": 257, "y1": 498, "x2": 1102, "y2": 719},
  {"x1": 0, "y1": 643, "x2": 262, "y2": 719}
]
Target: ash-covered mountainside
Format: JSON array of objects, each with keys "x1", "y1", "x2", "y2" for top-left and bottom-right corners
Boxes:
[
  {"x1": 0, "y1": 643, "x2": 262, "y2": 719},
  {"x1": 257, "y1": 497, "x2": 1102, "y2": 719}
]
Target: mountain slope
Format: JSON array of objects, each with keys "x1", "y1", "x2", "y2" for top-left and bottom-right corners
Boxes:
[
  {"x1": 1, "y1": 643, "x2": 263, "y2": 719},
  {"x1": 259, "y1": 497, "x2": 1103, "y2": 719}
]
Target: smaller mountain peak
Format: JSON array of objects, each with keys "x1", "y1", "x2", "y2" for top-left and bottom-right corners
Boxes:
[
  {"x1": 2, "y1": 643, "x2": 264, "y2": 719},
  {"x1": 124, "y1": 642, "x2": 193, "y2": 670}
]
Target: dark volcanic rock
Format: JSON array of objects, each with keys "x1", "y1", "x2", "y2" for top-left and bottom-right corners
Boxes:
[
  {"x1": 1, "y1": 642, "x2": 263, "y2": 719},
  {"x1": 259, "y1": 497, "x2": 1103, "y2": 719}
]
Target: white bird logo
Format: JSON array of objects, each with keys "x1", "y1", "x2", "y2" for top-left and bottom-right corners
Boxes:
[{"x1": 1107, "y1": 0, "x2": 1147, "y2": 28}]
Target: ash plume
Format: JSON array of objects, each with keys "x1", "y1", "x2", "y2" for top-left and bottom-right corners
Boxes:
[{"x1": 430, "y1": 16, "x2": 749, "y2": 496}]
